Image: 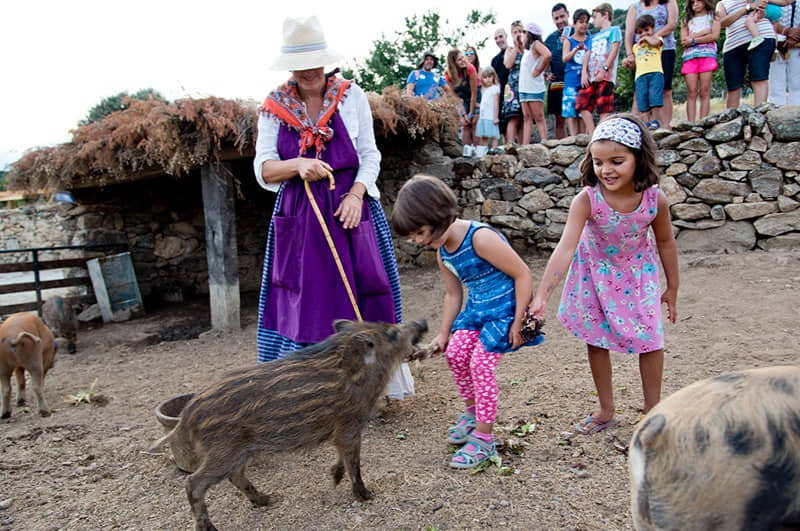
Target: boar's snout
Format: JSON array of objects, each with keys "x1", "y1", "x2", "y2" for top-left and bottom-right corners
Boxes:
[{"x1": 410, "y1": 319, "x2": 427, "y2": 343}]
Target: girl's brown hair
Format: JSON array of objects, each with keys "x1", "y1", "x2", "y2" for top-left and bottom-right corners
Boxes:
[
  {"x1": 446, "y1": 49, "x2": 467, "y2": 83},
  {"x1": 390, "y1": 175, "x2": 459, "y2": 238},
  {"x1": 684, "y1": 0, "x2": 716, "y2": 23},
  {"x1": 579, "y1": 113, "x2": 660, "y2": 192}
]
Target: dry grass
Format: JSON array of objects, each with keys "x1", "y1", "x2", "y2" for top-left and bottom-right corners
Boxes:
[{"x1": 671, "y1": 93, "x2": 755, "y2": 123}]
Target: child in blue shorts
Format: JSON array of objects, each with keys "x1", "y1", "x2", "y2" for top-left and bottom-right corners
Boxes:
[
  {"x1": 633, "y1": 14, "x2": 664, "y2": 130},
  {"x1": 562, "y1": 9, "x2": 591, "y2": 136}
]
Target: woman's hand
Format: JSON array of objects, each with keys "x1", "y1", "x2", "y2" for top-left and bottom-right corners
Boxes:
[
  {"x1": 334, "y1": 189, "x2": 364, "y2": 230},
  {"x1": 297, "y1": 158, "x2": 333, "y2": 182}
]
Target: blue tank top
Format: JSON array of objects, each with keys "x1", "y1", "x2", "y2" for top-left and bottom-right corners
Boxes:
[{"x1": 440, "y1": 222, "x2": 543, "y2": 353}]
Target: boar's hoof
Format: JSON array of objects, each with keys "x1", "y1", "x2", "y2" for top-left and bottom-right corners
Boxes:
[
  {"x1": 39, "y1": 409, "x2": 51, "y2": 417},
  {"x1": 353, "y1": 484, "x2": 373, "y2": 501},
  {"x1": 15, "y1": 398, "x2": 25, "y2": 406},
  {"x1": 1, "y1": 411, "x2": 10, "y2": 419},
  {"x1": 331, "y1": 462, "x2": 345, "y2": 485},
  {"x1": 250, "y1": 492, "x2": 274, "y2": 507}
]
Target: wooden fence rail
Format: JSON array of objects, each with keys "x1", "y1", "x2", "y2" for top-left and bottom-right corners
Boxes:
[{"x1": 0, "y1": 244, "x2": 127, "y2": 317}]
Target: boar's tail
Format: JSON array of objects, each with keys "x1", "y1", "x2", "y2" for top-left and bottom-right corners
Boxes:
[
  {"x1": 11, "y1": 331, "x2": 41, "y2": 346},
  {"x1": 146, "y1": 429, "x2": 175, "y2": 455}
]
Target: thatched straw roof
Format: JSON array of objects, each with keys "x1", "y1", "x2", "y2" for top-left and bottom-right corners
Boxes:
[{"x1": 7, "y1": 87, "x2": 458, "y2": 192}]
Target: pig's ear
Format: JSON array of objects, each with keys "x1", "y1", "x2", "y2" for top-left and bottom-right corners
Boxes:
[{"x1": 333, "y1": 320, "x2": 355, "y2": 333}]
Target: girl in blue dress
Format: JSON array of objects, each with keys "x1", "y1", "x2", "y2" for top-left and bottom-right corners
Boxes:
[{"x1": 391, "y1": 175, "x2": 543, "y2": 469}]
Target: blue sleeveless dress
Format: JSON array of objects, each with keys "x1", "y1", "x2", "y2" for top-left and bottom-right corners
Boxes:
[{"x1": 440, "y1": 222, "x2": 544, "y2": 353}]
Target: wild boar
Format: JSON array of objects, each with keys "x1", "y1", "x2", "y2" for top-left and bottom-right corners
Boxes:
[
  {"x1": 0, "y1": 312, "x2": 57, "y2": 418},
  {"x1": 42, "y1": 296, "x2": 78, "y2": 354},
  {"x1": 150, "y1": 318, "x2": 427, "y2": 531},
  {"x1": 630, "y1": 365, "x2": 800, "y2": 530}
]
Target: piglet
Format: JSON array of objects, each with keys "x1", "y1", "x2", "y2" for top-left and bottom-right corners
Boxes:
[
  {"x1": 150, "y1": 318, "x2": 427, "y2": 531},
  {"x1": 0, "y1": 312, "x2": 57, "y2": 418}
]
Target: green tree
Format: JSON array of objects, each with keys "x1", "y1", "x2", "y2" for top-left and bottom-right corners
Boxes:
[
  {"x1": 79, "y1": 88, "x2": 167, "y2": 126},
  {"x1": 341, "y1": 10, "x2": 496, "y2": 93}
]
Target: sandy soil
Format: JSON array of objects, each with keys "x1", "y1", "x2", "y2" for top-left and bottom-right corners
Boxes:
[{"x1": 1, "y1": 249, "x2": 798, "y2": 530}]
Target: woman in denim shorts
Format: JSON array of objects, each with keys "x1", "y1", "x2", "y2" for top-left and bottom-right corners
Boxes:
[{"x1": 717, "y1": 0, "x2": 776, "y2": 107}]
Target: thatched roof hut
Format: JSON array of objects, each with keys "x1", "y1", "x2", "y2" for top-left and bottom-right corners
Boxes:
[{"x1": 5, "y1": 89, "x2": 459, "y2": 329}]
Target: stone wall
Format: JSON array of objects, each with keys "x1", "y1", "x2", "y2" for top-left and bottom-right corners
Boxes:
[
  {"x1": 3, "y1": 105, "x2": 799, "y2": 303},
  {"x1": 0, "y1": 203, "x2": 74, "y2": 263},
  {"x1": 0, "y1": 160, "x2": 272, "y2": 308},
  {"x1": 380, "y1": 104, "x2": 800, "y2": 266}
]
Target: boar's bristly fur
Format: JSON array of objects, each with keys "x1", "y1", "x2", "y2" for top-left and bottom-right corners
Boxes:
[
  {"x1": 630, "y1": 365, "x2": 800, "y2": 531},
  {"x1": 151, "y1": 319, "x2": 427, "y2": 531}
]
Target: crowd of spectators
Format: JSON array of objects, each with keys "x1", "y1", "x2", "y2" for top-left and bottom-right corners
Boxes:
[{"x1": 405, "y1": 0, "x2": 800, "y2": 149}]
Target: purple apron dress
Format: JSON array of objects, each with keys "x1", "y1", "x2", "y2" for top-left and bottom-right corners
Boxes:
[{"x1": 257, "y1": 111, "x2": 399, "y2": 361}]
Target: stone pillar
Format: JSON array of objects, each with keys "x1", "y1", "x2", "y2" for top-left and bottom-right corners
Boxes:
[{"x1": 200, "y1": 163, "x2": 240, "y2": 330}]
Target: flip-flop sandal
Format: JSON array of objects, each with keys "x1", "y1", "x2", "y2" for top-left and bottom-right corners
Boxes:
[
  {"x1": 450, "y1": 434, "x2": 496, "y2": 469},
  {"x1": 576, "y1": 414, "x2": 620, "y2": 435},
  {"x1": 447, "y1": 412, "x2": 476, "y2": 444}
]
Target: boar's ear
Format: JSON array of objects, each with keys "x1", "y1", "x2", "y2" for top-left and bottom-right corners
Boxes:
[{"x1": 333, "y1": 320, "x2": 355, "y2": 333}]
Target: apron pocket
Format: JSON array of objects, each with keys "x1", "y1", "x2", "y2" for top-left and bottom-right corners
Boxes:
[
  {"x1": 349, "y1": 219, "x2": 391, "y2": 296},
  {"x1": 271, "y1": 215, "x2": 303, "y2": 292}
]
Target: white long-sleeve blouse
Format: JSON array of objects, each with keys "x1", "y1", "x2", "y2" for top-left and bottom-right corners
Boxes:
[{"x1": 252, "y1": 82, "x2": 382, "y2": 199}]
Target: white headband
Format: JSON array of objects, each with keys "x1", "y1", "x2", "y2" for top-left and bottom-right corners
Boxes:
[{"x1": 591, "y1": 117, "x2": 642, "y2": 149}]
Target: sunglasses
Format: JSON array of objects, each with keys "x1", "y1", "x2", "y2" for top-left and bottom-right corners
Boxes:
[{"x1": 465, "y1": 50, "x2": 475, "y2": 56}]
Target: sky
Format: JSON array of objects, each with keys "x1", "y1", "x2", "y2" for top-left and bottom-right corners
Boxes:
[{"x1": 0, "y1": 0, "x2": 628, "y2": 168}]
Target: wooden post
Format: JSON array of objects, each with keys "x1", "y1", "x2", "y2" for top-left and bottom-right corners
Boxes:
[{"x1": 200, "y1": 163, "x2": 240, "y2": 330}]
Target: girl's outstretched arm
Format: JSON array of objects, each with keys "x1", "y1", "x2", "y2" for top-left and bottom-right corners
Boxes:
[
  {"x1": 434, "y1": 252, "x2": 464, "y2": 352},
  {"x1": 652, "y1": 190, "x2": 679, "y2": 323},
  {"x1": 472, "y1": 228, "x2": 532, "y2": 349},
  {"x1": 530, "y1": 190, "x2": 591, "y2": 319}
]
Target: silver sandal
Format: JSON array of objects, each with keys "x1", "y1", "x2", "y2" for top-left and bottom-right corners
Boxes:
[
  {"x1": 450, "y1": 433, "x2": 497, "y2": 469},
  {"x1": 447, "y1": 412, "x2": 476, "y2": 444}
]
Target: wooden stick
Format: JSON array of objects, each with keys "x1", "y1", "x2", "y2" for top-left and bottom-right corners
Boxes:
[{"x1": 304, "y1": 170, "x2": 363, "y2": 321}]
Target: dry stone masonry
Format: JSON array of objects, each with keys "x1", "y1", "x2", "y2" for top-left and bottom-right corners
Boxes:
[{"x1": 384, "y1": 104, "x2": 800, "y2": 266}]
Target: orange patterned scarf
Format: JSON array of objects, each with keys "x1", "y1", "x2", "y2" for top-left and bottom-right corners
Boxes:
[{"x1": 262, "y1": 74, "x2": 351, "y2": 156}]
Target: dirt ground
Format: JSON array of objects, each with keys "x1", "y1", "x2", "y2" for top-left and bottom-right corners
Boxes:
[{"x1": 1, "y1": 249, "x2": 799, "y2": 530}]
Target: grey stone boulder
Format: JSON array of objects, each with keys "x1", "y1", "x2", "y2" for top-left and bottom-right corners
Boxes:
[
  {"x1": 766, "y1": 106, "x2": 800, "y2": 141},
  {"x1": 705, "y1": 116, "x2": 743, "y2": 143},
  {"x1": 691, "y1": 178, "x2": 751, "y2": 203},
  {"x1": 519, "y1": 189, "x2": 555, "y2": 214},
  {"x1": 764, "y1": 142, "x2": 800, "y2": 171},
  {"x1": 517, "y1": 144, "x2": 552, "y2": 167},
  {"x1": 753, "y1": 209, "x2": 800, "y2": 236},
  {"x1": 515, "y1": 167, "x2": 562, "y2": 187},
  {"x1": 748, "y1": 167, "x2": 783, "y2": 199},
  {"x1": 676, "y1": 221, "x2": 755, "y2": 252},
  {"x1": 724, "y1": 201, "x2": 778, "y2": 220}
]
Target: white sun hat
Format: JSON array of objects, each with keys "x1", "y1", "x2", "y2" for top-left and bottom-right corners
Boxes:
[{"x1": 270, "y1": 16, "x2": 344, "y2": 71}]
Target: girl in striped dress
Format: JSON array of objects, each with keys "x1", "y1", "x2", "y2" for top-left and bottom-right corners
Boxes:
[{"x1": 390, "y1": 175, "x2": 544, "y2": 469}]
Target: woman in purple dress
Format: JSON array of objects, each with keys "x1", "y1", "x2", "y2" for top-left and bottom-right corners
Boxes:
[{"x1": 253, "y1": 16, "x2": 414, "y2": 399}]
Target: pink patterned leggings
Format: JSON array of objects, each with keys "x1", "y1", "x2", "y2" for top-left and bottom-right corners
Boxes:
[{"x1": 445, "y1": 329, "x2": 504, "y2": 424}]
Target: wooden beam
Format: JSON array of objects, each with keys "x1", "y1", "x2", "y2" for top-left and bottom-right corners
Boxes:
[
  {"x1": 200, "y1": 162, "x2": 240, "y2": 330},
  {"x1": 0, "y1": 258, "x2": 95, "y2": 274},
  {"x1": 0, "y1": 276, "x2": 91, "y2": 295}
]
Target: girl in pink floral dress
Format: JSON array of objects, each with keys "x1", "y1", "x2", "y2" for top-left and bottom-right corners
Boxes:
[{"x1": 530, "y1": 114, "x2": 679, "y2": 434}]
